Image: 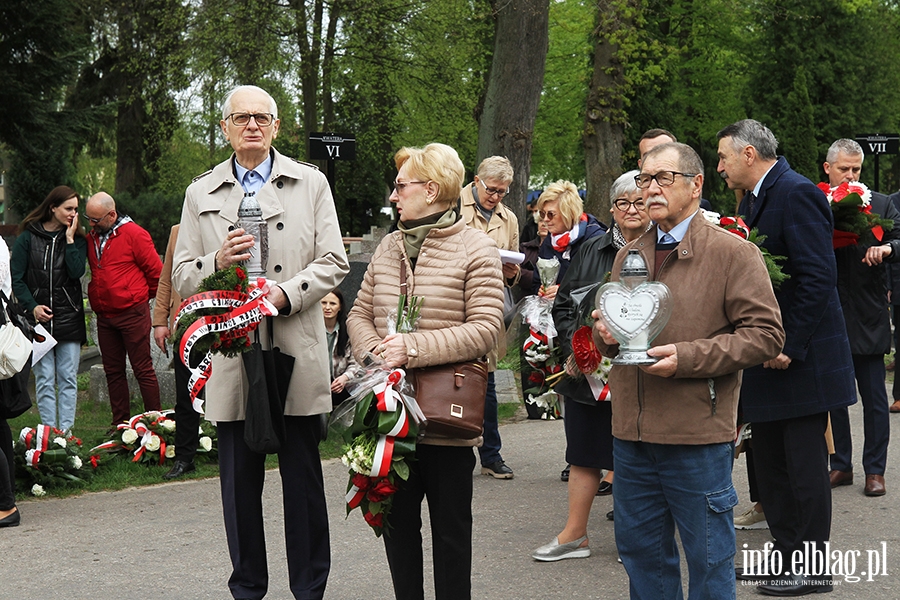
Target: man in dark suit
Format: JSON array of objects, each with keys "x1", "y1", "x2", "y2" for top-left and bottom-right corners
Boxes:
[
  {"x1": 716, "y1": 119, "x2": 857, "y2": 596},
  {"x1": 888, "y1": 190, "x2": 900, "y2": 414},
  {"x1": 823, "y1": 139, "x2": 899, "y2": 498}
]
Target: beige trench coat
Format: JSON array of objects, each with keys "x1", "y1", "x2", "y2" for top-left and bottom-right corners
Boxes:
[{"x1": 172, "y1": 149, "x2": 349, "y2": 421}]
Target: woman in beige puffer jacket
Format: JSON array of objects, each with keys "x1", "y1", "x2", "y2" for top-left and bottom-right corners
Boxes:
[{"x1": 347, "y1": 143, "x2": 503, "y2": 600}]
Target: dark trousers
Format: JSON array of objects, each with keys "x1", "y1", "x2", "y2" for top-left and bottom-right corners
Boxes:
[
  {"x1": 173, "y1": 352, "x2": 200, "y2": 463},
  {"x1": 0, "y1": 419, "x2": 14, "y2": 511},
  {"x1": 96, "y1": 302, "x2": 161, "y2": 424},
  {"x1": 752, "y1": 412, "x2": 831, "y2": 572},
  {"x1": 384, "y1": 444, "x2": 475, "y2": 600},
  {"x1": 830, "y1": 354, "x2": 890, "y2": 475},
  {"x1": 477, "y1": 372, "x2": 502, "y2": 465},
  {"x1": 218, "y1": 417, "x2": 330, "y2": 600}
]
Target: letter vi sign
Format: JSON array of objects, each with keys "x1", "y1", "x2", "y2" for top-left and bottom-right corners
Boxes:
[{"x1": 309, "y1": 132, "x2": 357, "y2": 161}]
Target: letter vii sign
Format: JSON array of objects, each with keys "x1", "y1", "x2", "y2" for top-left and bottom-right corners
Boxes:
[
  {"x1": 308, "y1": 132, "x2": 356, "y2": 161},
  {"x1": 855, "y1": 134, "x2": 900, "y2": 155}
]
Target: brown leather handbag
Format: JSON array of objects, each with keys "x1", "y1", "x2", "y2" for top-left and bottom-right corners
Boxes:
[
  {"x1": 400, "y1": 260, "x2": 488, "y2": 439},
  {"x1": 410, "y1": 360, "x2": 488, "y2": 439}
]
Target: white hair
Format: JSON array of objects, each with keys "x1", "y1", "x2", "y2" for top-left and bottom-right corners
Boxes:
[{"x1": 222, "y1": 85, "x2": 278, "y2": 120}]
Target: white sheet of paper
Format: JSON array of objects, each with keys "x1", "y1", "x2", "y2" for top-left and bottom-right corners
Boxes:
[
  {"x1": 499, "y1": 250, "x2": 525, "y2": 265},
  {"x1": 32, "y1": 323, "x2": 57, "y2": 365}
]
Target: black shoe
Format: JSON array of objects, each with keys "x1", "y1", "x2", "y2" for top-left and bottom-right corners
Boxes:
[
  {"x1": 481, "y1": 460, "x2": 514, "y2": 479},
  {"x1": 163, "y1": 460, "x2": 196, "y2": 480},
  {"x1": 757, "y1": 573, "x2": 833, "y2": 596},
  {"x1": 606, "y1": 510, "x2": 614, "y2": 521},
  {"x1": 0, "y1": 508, "x2": 20, "y2": 528},
  {"x1": 560, "y1": 465, "x2": 570, "y2": 482},
  {"x1": 596, "y1": 480, "x2": 613, "y2": 496}
]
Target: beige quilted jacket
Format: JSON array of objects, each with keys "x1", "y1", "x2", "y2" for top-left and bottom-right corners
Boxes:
[{"x1": 347, "y1": 218, "x2": 504, "y2": 445}]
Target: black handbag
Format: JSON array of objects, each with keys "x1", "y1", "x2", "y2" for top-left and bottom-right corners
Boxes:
[
  {"x1": 242, "y1": 317, "x2": 295, "y2": 454},
  {"x1": 0, "y1": 291, "x2": 34, "y2": 419}
]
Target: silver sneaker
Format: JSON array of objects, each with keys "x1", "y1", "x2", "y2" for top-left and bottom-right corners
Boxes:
[
  {"x1": 531, "y1": 536, "x2": 591, "y2": 561},
  {"x1": 734, "y1": 506, "x2": 768, "y2": 530}
]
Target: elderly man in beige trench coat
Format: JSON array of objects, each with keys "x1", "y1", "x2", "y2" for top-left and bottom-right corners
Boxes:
[{"x1": 173, "y1": 84, "x2": 349, "y2": 600}]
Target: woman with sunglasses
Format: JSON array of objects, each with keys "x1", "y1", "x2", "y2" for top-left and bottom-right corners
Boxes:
[
  {"x1": 533, "y1": 171, "x2": 651, "y2": 562},
  {"x1": 532, "y1": 180, "x2": 607, "y2": 298},
  {"x1": 10, "y1": 185, "x2": 87, "y2": 433}
]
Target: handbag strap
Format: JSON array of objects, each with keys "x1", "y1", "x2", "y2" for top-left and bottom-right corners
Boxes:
[{"x1": 400, "y1": 258, "x2": 408, "y2": 296}]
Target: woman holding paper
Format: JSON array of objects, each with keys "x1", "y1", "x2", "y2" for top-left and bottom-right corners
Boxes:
[{"x1": 11, "y1": 185, "x2": 87, "y2": 432}]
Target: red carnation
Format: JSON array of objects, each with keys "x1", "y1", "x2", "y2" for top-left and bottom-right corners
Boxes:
[
  {"x1": 235, "y1": 267, "x2": 246, "y2": 280},
  {"x1": 364, "y1": 511, "x2": 384, "y2": 528},
  {"x1": 366, "y1": 478, "x2": 399, "y2": 503},
  {"x1": 572, "y1": 326, "x2": 602, "y2": 373},
  {"x1": 90, "y1": 455, "x2": 100, "y2": 469},
  {"x1": 528, "y1": 371, "x2": 545, "y2": 385}
]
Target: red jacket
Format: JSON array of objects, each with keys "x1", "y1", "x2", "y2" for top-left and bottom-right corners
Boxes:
[{"x1": 87, "y1": 218, "x2": 162, "y2": 318}]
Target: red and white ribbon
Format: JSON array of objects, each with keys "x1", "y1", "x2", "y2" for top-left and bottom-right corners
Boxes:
[{"x1": 175, "y1": 280, "x2": 277, "y2": 414}]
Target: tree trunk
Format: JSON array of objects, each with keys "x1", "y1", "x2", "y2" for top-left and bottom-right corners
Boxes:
[
  {"x1": 114, "y1": 7, "x2": 146, "y2": 195},
  {"x1": 477, "y1": 0, "x2": 549, "y2": 226},
  {"x1": 582, "y1": 0, "x2": 629, "y2": 221}
]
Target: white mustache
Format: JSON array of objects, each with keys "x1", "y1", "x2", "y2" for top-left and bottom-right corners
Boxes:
[{"x1": 646, "y1": 195, "x2": 668, "y2": 208}]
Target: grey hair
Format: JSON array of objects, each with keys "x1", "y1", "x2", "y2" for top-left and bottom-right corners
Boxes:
[
  {"x1": 826, "y1": 138, "x2": 864, "y2": 164},
  {"x1": 716, "y1": 119, "x2": 778, "y2": 160},
  {"x1": 222, "y1": 85, "x2": 278, "y2": 120},
  {"x1": 642, "y1": 142, "x2": 704, "y2": 176},
  {"x1": 610, "y1": 169, "x2": 641, "y2": 203},
  {"x1": 476, "y1": 156, "x2": 514, "y2": 183}
]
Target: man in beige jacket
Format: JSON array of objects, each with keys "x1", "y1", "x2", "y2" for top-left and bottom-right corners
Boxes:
[
  {"x1": 460, "y1": 156, "x2": 519, "y2": 479},
  {"x1": 173, "y1": 85, "x2": 348, "y2": 600}
]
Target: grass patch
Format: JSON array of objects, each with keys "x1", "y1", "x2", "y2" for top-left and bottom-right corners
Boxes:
[{"x1": 12, "y1": 363, "x2": 526, "y2": 499}]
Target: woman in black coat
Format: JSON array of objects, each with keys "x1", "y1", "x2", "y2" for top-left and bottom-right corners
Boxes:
[
  {"x1": 11, "y1": 186, "x2": 87, "y2": 432},
  {"x1": 532, "y1": 170, "x2": 650, "y2": 561}
]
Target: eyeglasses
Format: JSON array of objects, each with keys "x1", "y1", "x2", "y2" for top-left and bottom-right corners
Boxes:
[
  {"x1": 226, "y1": 112, "x2": 275, "y2": 127},
  {"x1": 538, "y1": 210, "x2": 558, "y2": 221},
  {"x1": 634, "y1": 171, "x2": 697, "y2": 189},
  {"x1": 393, "y1": 180, "x2": 428, "y2": 192},
  {"x1": 613, "y1": 198, "x2": 646, "y2": 212},
  {"x1": 83, "y1": 211, "x2": 111, "y2": 224},
  {"x1": 478, "y1": 179, "x2": 509, "y2": 198}
]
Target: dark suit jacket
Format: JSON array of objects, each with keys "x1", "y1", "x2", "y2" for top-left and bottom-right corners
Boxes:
[
  {"x1": 834, "y1": 192, "x2": 900, "y2": 355},
  {"x1": 886, "y1": 191, "x2": 900, "y2": 306},
  {"x1": 738, "y1": 157, "x2": 857, "y2": 422}
]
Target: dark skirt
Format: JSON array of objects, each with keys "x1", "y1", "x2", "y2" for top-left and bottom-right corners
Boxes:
[{"x1": 564, "y1": 397, "x2": 613, "y2": 470}]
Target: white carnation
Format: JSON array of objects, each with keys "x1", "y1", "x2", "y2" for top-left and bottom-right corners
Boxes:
[
  {"x1": 54, "y1": 437, "x2": 67, "y2": 448},
  {"x1": 71, "y1": 456, "x2": 83, "y2": 470},
  {"x1": 32, "y1": 484, "x2": 46, "y2": 497}
]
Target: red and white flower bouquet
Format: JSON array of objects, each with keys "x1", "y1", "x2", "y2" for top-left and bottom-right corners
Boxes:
[
  {"x1": 815, "y1": 181, "x2": 893, "y2": 249},
  {"x1": 15, "y1": 425, "x2": 95, "y2": 493}
]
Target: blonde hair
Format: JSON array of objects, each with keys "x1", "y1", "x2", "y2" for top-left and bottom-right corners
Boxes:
[
  {"x1": 536, "y1": 180, "x2": 582, "y2": 230},
  {"x1": 476, "y1": 156, "x2": 514, "y2": 183},
  {"x1": 394, "y1": 143, "x2": 465, "y2": 206}
]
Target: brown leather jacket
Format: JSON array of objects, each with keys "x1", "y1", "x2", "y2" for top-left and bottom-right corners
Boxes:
[{"x1": 596, "y1": 214, "x2": 785, "y2": 445}]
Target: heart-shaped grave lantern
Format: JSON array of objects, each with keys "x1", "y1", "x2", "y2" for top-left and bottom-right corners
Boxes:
[{"x1": 595, "y1": 249, "x2": 672, "y2": 364}]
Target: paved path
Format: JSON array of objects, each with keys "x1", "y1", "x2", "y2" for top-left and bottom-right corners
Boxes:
[{"x1": 1, "y1": 398, "x2": 898, "y2": 599}]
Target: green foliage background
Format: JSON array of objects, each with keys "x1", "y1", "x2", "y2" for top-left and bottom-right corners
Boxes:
[{"x1": 3, "y1": 0, "x2": 900, "y2": 242}]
